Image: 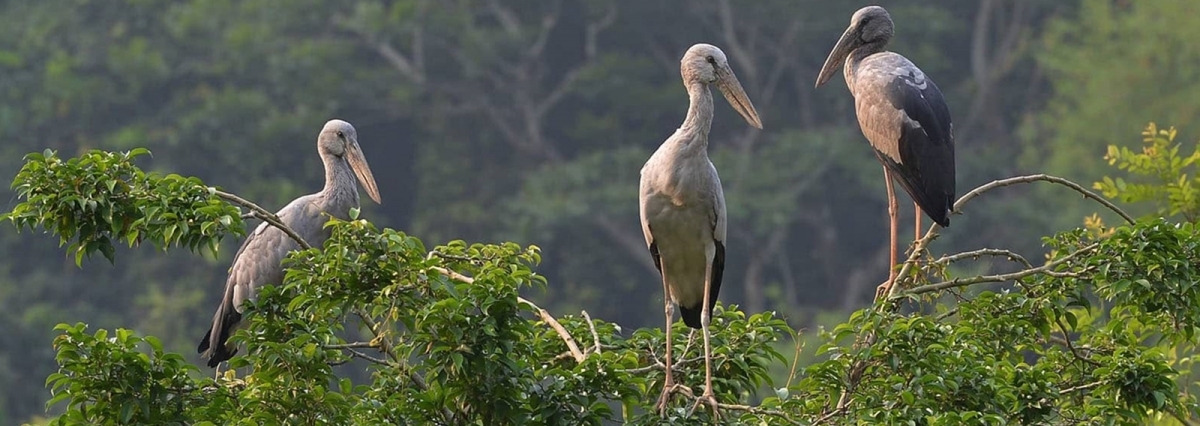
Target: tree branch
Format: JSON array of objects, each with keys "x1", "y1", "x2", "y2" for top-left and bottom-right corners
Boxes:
[
  {"x1": 1053, "y1": 313, "x2": 1101, "y2": 367},
  {"x1": 581, "y1": 310, "x2": 601, "y2": 355},
  {"x1": 485, "y1": 0, "x2": 521, "y2": 35},
  {"x1": 954, "y1": 174, "x2": 1134, "y2": 225},
  {"x1": 524, "y1": 0, "x2": 561, "y2": 59},
  {"x1": 213, "y1": 189, "x2": 311, "y2": 250},
  {"x1": 903, "y1": 243, "x2": 1097, "y2": 296},
  {"x1": 351, "y1": 307, "x2": 453, "y2": 420},
  {"x1": 429, "y1": 266, "x2": 586, "y2": 364},
  {"x1": 584, "y1": 2, "x2": 618, "y2": 59},
  {"x1": 935, "y1": 248, "x2": 1032, "y2": 269},
  {"x1": 885, "y1": 174, "x2": 1131, "y2": 300},
  {"x1": 1059, "y1": 380, "x2": 1103, "y2": 395},
  {"x1": 592, "y1": 214, "x2": 659, "y2": 276},
  {"x1": 343, "y1": 347, "x2": 390, "y2": 366}
]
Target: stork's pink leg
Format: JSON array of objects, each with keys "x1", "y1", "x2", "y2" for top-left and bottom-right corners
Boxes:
[
  {"x1": 914, "y1": 202, "x2": 922, "y2": 242},
  {"x1": 878, "y1": 167, "x2": 899, "y2": 299},
  {"x1": 691, "y1": 257, "x2": 721, "y2": 419},
  {"x1": 656, "y1": 262, "x2": 677, "y2": 416}
]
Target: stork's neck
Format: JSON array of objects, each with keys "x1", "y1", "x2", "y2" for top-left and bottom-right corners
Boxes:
[
  {"x1": 678, "y1": 81, "x2": 714, "y2": 145},
  {"x1": 844, "y1": 39, "x2": 889, "y2": 92},
  {"x1": 319, "y1": 153, "x2": 360, "y2": 214}
]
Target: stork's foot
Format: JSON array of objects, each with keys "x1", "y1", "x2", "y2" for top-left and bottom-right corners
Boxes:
[
  {"x1": 875, "y1": 279, "x2": 895, "y2": 300},
  {"x1": 689, "y1": 389, "x2": 721, "y2": 419},
  {"x1": 656, "y1": 382, "x2": 692, "y2": 416}
]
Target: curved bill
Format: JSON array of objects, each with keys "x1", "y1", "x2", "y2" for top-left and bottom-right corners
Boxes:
[
  {"x1": 715, "y1": 66, "x2": 763, "y2": 129},
  {"x1": 346, "y1": 139, "x2": 382, "y2": 204},
  {"x1": 815, "y1": 26, "x2": 859, "y2": 87}
]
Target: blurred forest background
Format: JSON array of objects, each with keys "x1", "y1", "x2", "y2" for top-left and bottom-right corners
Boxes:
[{"x1": 0, "y1": 0, "x2": 1195, "y2": 422}]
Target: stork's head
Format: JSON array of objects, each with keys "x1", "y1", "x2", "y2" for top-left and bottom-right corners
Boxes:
[
  {"x1": 319, "y1": 119, "x2": 382, "y2": 204},
  {"x1": 815, "y1": 5, "x2": 895, "y2": 87},
  {"x1": 680, "y1": 43, "x2": 763, "y2": 129}
]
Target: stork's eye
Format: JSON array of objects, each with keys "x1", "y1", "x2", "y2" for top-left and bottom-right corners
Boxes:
[
  {"x1": 336, "y1": 131, "x2": 345, "y2": 138},
  {"x1": 705, "y1": 55, "x2": 716, "y2": 64}
]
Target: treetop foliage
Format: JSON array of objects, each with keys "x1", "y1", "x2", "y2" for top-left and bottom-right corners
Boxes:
[
  {"x1": 6, "y1": 131, "x2": 1200, "y2": 424},
  {"x1": 2, "y1": 149, "x2": 245, "y2": 265}
]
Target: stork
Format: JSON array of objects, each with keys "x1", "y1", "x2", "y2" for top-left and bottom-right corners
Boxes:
[
  {"x1": 639, "y1": 43, "x2": 762, "y2": 415},
  {"x1": 198, "y1": 119, "x2": 382, "y2": 368},
  {"x1": 815, "y1": 6, "x2": 956, "y2": 297}
]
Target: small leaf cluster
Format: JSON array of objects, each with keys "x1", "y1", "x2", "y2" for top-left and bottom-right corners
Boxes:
[
  {"x1": 1095, "y1": 122, "x2": 1200, "y2": 221},
  {"x1": 45, "y1": 323, "x2": 203, "y2": 426},
  {"x1": 2, "y1": 149, "x2": 244, "y2": 265}
]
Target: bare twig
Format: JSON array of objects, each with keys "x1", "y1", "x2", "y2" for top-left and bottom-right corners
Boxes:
[
  {"x1": 936, "y1": 307, "x2": 959, "y2": 321},
  {"x1": 812, "y1": 404, "x2": 848, "y2": 426},
  {"x1": 344, "y1": 347, "x2": 390, "y2": 366},
  {"x1": 1166, "y1": 407, "x2": 1200, "y2": 426},
  {"x1": 702, "y1": 400, "x2": 800, "y2": 425},
  {"x1": 429, "y1": 266, "x2": 586, "y2": 364},
  {"x1": 324, "y1": 341, "x2": 377, "y2": 350},
  {"x1": 936, "y1": 248, "x2": 1032, "y2": 269},
  {"x1": 484, "y1": 0, "x2": 521, "y2": 35},
  {"x1": 903, "y1": 243, "x2": 1098, "y2": 296},
  {"x1": 581, "y1": 310, "x2": 601, "y2": 355},
  {"x1": 524, "y1": 0, "x2": 561, "y2": 59},
  {"x1": 353, "y1": 310, "x2": 398, "y2": 363},
  {"x1": 1054, "y1": 314, "x2": 1101, "y2": 367},
  {"x1": 1059, "y1": 381, "x2": 1103, "y2": 395},
  {"x1": 353, "y1": 308, "x2": 453, "y2": 421},
  {"x1": 953, "y1": 174, "x2": 1134, "y2": 225},
  {"x1": 583, "y1": 2, "x2": 617, "y2": 58},
  {"x1": 886, "y1": 174, "x2": 1130, "y2": 300},
  {"x1": 428, "y1": 250, "x2": 476, "y2": 263},
  {"x1": 213, "y1": 189, "x2": 311, "y2": 250}
]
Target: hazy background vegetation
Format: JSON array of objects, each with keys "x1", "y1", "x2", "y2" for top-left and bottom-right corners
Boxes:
[{"x1": 0, "y1": 0, "x2": 1193, "y2": 422}]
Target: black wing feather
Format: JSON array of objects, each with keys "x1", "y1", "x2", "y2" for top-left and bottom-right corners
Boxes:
[
  {"x1": 880, "y1": 72, "x2": 956, "y2": 227},
  {"x1": 197, "y1": 229, "x2": 259, "y2": 367}
]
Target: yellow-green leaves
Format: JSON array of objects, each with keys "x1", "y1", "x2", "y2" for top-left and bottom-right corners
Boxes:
[{"x1": 1095, "y1": 123, "x2": 1200, "y2": 222}]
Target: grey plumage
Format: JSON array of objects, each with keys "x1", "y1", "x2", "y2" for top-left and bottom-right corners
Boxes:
[
  {"x1": 197, "y1": 119, "x2": 382, "y2": 368},
  {"x1": 639, "y1": 43, "x2": 761, "y2": 414},
  {"x1": 815, "y1": 6, "x2": 956, "y2": 295},
  {"x1": 817, "y1": 5, "x2": 955, "y2": 226}
]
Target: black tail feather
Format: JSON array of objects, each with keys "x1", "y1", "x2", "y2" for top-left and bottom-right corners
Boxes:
[{"x1": 198, "y1": 311, "x2": 241, "y2": 368}]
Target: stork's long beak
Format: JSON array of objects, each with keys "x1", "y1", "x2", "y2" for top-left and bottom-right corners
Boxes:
[
  {"x1": 815, "y1": 25, "x2": 860, "y2": 88},
  {"x1": 715, "y1": 66, "x2": 763, "y2": 129},
  {"x1": 346, "y1": 139, "x2": 382, "y2": 204}
]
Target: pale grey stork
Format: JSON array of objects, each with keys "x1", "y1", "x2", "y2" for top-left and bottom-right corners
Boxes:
[
  {"x1": 815, "y1": 6, "x2": 956, "y2": 296},
  {"x1": 198, "y1": 119, "x2": 382, "y2": 368},
  {"x1": 639, "y1": 43, "x2": 762, "y2": 415}
]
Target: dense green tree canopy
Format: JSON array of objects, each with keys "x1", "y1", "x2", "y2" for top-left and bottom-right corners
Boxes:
[
  {"x1": 6, "y1": 137, "x2": 1200, "y2": 424},
  {"x1": 0, "y1": 0, "x2": 1197, "y2": 423}
]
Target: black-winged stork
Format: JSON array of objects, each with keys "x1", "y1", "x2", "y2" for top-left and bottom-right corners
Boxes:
[{"x1": 814, "y1": 6, "x2": 956, "y2": 296}]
